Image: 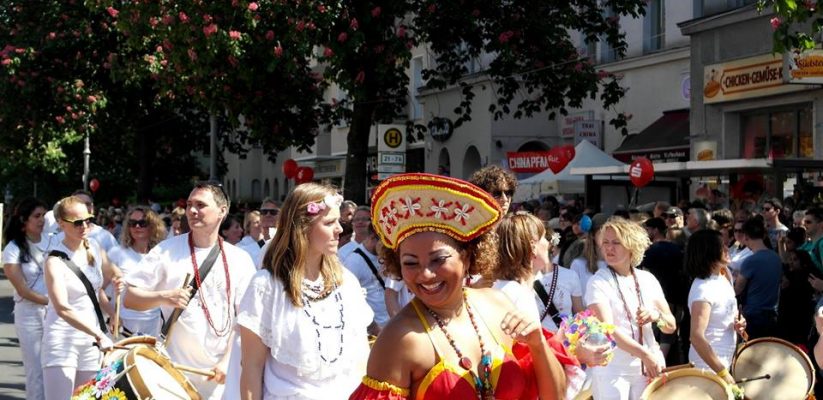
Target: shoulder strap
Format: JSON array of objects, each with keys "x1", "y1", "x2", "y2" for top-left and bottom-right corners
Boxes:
[
  {"x1": 160, "y1": 244, "x2": 221, "y2": 338},
  {"x1": 354, "y1": 248, "x2": 385, "y2": 289},
  {"x1": 49, "y1": 250, "x2": 107, "y2": 333},
  {"x1": 410, "y1": 298, "x2": 444, "y2": 358},
  {"x1": 535, "y1": 270, "x2": 562, "y2": 325}
]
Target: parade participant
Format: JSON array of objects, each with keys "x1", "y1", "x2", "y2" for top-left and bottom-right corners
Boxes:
[
  {"x1": 468, "y1": 164, "x2": 518, "y2": 215},
  {"x1": 236, "y1": 210, "x2": 263, "y2": 262},
  {"x1": 259, "y1": 198, "x2": 280, "y2": 241},
  {"x1": 350, "y1": 173, "x2": 568, "y2": 400},
  {"x1": 342, "y1": 223, "x2": 389, "y2": 333},
  {"x1": 761, "y1": 198, "x2": 789, "y2": 247},
  {"x1": 125, "y1": 182, "x2": 256, "y2": 399},
  {"x1": 684, "y1": 230, "x2": 745, "y2": 384},
  {"x1": 168, "y1": 206, "x2": 188, "y2": 237},
  {"x1": 237, "y1": 183, "x2": 373, "y2": 399},
  {"x1": 219, "y1": 215, "x2": 244, "y2": 245},
  {"x1": 734, "y1": 217, "x2": 781, "y2": 339},
  {"x1": 42, "y1": 196, "x2": 122, "y2": 400},
  {"x1": 570, "y1": 234, "x2": 607, "y2": 299},
  {"x1": 107, "y1": 206, "x2": 166, "y2": 337},
  {"x1": 66, "y1": 190, "x2": 118, "y2": 251},
  {"x1": 585, "y1": 217, "x2": 676, "y2": 400},
  {"x1": 495, "y1": 212, "x2": 584, "y2": 332},
  {"x1": 338, "y1": 206, "x2": 371, "y2": 261},
  {"x1": 801, "y1": 208, "x2": 823, "y2": 275},
  {"x1": 2, "y1": 198, "x2": 52, "y2": 400}
]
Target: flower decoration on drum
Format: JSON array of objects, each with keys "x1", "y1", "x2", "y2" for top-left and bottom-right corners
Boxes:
[
  {"x1": 306, "y1": 193, "x2": 344, "y2": 216},
  {"x1": 72, "y1": 359, "x2": 127, "y2": 400},
  {"x1": 559, "y1": 309, "x2": 617, "y2": 369},
  {"x1": 731, "y1": 385, "x2": 744, "y2": 400},
  {"x1": 370, "y1": 173, "x2": 502, "y2": 250}
]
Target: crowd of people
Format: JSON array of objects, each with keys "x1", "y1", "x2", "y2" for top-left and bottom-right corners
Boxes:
[{"x1": 3, "y1": 167, "x2": 823, "y2": 399}]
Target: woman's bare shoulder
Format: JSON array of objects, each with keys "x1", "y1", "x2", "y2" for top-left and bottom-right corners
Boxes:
[{"x1": 366, "y1": 306, "x2": 435, "y2": 387}]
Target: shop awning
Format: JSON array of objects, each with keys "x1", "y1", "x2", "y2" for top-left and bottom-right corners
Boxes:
[{"x1": 612, "y1": 109, "x2": 690, "y2": 163}]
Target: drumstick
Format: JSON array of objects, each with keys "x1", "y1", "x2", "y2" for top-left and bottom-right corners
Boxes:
[
  {"x1": 661, "y1": 362, "x2": 694, "y2": 374},
  {"x1": 172, "y1": 363, "x2": 217, "y2": 377},
  {"x1": 114, "y1": 287, "x2": 121, "y2": 340},
  {"x1": 735, "y1": 374, "x2": 771, "y2": 384},
  {"x1": 163, "y1": 273, "x2": 192, "y2": 344}
]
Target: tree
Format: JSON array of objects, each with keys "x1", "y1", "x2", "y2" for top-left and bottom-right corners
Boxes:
[
  {"x1": 94, "y1": 0, "x2": 646, "y2": 204},
  {"x1": 758, "y1": 0, "x2": 820, "y2": 52}
]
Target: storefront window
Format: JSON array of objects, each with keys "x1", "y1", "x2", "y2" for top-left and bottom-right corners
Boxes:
[{"x1": 741, "y1": 105, "x2": 813, "y2": 159}]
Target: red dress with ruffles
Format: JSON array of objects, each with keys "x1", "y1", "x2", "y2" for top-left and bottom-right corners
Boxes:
[{"x1": 349, "y1": 297, "x2": 578, "y2": 400}]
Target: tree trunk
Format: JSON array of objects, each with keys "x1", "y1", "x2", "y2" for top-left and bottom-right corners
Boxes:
[{"x1": 344, "y1": 101, "x2": 377, "y2": 204}]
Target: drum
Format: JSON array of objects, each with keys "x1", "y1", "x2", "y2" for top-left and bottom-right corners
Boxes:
[
  {"x1": 641, "y1": 368, "x2": 733, "y2": 400},
  {"x1": 731, "y1": 337, "x2": 814, "y2": 400},
  {"x1": 102, "y1": 335, "x2": 159, "y2": 365}
]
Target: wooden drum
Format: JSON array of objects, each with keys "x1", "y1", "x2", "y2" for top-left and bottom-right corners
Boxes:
[
  {"x1": 731, "y1": 337, "x2": 814, "y2": 400},
  {"x1": 641, "y1": 368, "x2": 733, "y2": 400}
]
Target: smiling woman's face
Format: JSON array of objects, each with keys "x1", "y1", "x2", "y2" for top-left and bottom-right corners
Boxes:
[{"x1": 398, "y1": 231, "x2": 467, "y2": 310}]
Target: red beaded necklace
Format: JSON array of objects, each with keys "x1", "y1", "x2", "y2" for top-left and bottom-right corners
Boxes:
[
  {"x1": 188, "y1": 234, "x2": 233, "y2": 337},
  {"x1": 609, "y1": 265, "x2": 645, "y2": 373},
  {"x1": 423, "y1": 290, "x2": 494, "y2": 400}
]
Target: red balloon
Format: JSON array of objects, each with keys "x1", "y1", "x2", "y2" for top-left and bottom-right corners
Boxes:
[
  {"x1": 563, "y1": 144, "x2": 576, "y2": 163},
  {"x1": 547, "y1": 146, "x2": 570, "y2": 174},
  {"x1": 89, "y1": 178, "x2": 100, "y2": 193},
  {"x1": 296, "y1": 166, "x2": 314, "y2": 184},
  {"x1": 283, "y1": 159, "x2": 298, "y2": 179},
  {"x1": 629, "y1": 157, "x2": 654, "y2": 188}
]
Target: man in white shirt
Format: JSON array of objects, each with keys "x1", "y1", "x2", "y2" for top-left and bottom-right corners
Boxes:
[
  {"x1": 342, "y1": 224, "x2": 388, "y2": 333},
  {"x1": 338, "y1": 206, "x2": 371, "y2": 262},
  {"x1": 258, "y1": 198, "x2": 280, "y2": 242},
  {"x1": 124, "y1": 182, "x2": 256, "y2": 399}
]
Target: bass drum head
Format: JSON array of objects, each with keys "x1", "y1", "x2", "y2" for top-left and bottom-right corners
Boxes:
[
  {"x1": 124, "y1": 345, "x2": 201, "y2": 400},
  {"x1": 641, "y1": 368, "x2": 732, "y2": 400},
  {"x1": 732, "y1": 337, "x2": 813, "y2": 400},
  {"x1": 103, "y1": 336, "x2": 159, "y2": 366}
]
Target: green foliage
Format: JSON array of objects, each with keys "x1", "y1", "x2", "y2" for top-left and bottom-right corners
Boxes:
[{"x1": 758, "y1": 0, "x2": 821, "y2": 53}]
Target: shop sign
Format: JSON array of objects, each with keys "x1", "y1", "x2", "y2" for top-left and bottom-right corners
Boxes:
[
  {"x1": 703, "y1": 53, "x2": 810, "y2": 104},
  {"x1": 785, "y1": 49, "x2": 823, "y2": 84},
  {"x1": 613, "y1": 148, "x2": 689, "y2": 163},
  {"x1": 506, "y1": 151, "x2": 552, "y2": 173},
  {"x1": 693, "y1": 140, "x2": 718, "y2": 161},
  {"x1": 560, "y1": 110, "x2": 594, "y2": 138},
  {"x1": 574, "y1": 120, "x2": 603, "y2": 149},
  {"x1": 428, "y1": 117, "x2": 453, "y2": 142}
]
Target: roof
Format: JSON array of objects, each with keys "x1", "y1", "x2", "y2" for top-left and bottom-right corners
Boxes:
[{"x1": 612, "y1": 109, "x2": 690, "y2": 156}]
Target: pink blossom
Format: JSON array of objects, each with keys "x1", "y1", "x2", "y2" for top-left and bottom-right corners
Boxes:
[
  {"x1": 296, "y1": 21, "x2": 306, "y2": 31},
  {"x1": 350, "y1": 18, "x2": 359, "y2": 30},
  {"x1": 274, "y1": 45, "x2": 283, "y2": 57},
  {"x1": 149, "y1": 17, "x2": 159, "y2": 27},
  {"x1": 371, "y1": 7, "x2": 381, "y2": 18},
  {"x1": 179, "y1": 12, "x2": 189, "y2": 23},
  {"x1": 498, "y1": 31, "x2": 514, "y2": 44},
  {"x1": 337, "y1": 32, "x2": 348, "y2": 43},
  {"x1": 248, "y1": 2, "x2": 259, "y2": 11},
  {"x1": 0, "y1": 58, "x2": 10, "y2": 66},
  {"x1": 203, "y1": 23, "x2": 218, "y2": 37},
  {"x1": 396, "y1": 26, "x2": 406, "y2": 38},
  {"x1": 317, "y1": 4, "x2": 326, "y2": 13},
  {"x1": 87, "y1": 95, "x2": 97, "y2": 103},
  {"x1": 48, "y1": 32, "x2": 56, "y2": 40},
  {"x1": 355, "y1": 70, "x2": 365, "y2": 84},
  {"x1": 804, "y1": 0, "x2": 816, "y2": 11},
  {"x1": 55, "y1": 115, "x2": 65, "y2": 124},
  {"x1": 770, "y1": 17, "x2": 781, "y2": 31},
  {"x1": 306, "y1": 202, "x2": 321, "y2": 214},
  {"x1": 323, "y1": 47, "x2": 333, "y2": 57},
  {"x1": 597, "y1": 70, "x2": 610, "y2": 79},
  {"x1": 265, "y1": 30, "x2": 275, "y2": 41},
  {"x1": 203, "y1": 14, "x2": 213, "y2": 23},
  {"x1": 187, "y1": 48, "x2": 197, "y2": 61},
  {"x1": 106, "y1": 6, "x2": 118, "y2": 18},
  {"x1": 227, "y1": 56, "x2": 238, "y2": 67},
  {"x1": 229, "y1": 30, "x2": 241, "y2": 40},
  {"x1": 162, "y1": 15, "x2": 174, "y2": 25}
]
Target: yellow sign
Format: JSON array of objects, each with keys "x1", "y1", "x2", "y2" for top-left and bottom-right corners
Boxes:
[
  {"x1": 383, "y1": 128, "x2": 403, "y2": 149},
  {"x1": 703, "y1": 53, "x2": 809, "y2": 104},
  {"x1": 786, "y1": 49, "x2": 823, "y2": 84}
]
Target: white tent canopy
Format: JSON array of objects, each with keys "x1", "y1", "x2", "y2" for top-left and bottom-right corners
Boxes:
[{"x1": 514, "y1": 140, "x2": 625, "y2": 202}]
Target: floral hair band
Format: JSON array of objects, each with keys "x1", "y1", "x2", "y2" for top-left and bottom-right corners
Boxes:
[
  {"x1": 549, "y1": 232, "x2": 561, "y2": 247},
  {"x1": 306, "y1": 194, "x2": 344, "y2": 215}
]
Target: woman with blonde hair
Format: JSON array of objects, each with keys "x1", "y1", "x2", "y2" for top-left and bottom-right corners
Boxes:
[
  {"x1": 238, "y1": 183, "x2": 373, "y2": 399},
  {"x1": 585, "y1": 217, "x2": 676, "y2": 400},
  {"x1": 42, "y1": 196, "x2": 122, "y2": 399},
  {"x1": 236, "y1": 210, "x2": 264, "y2": 261},
  {"x1": 107, "y1": 205, "x2": 166, "y2": 337},
  {"x1": 570, "y1": 232, "x2": 607, "y2": 299}
]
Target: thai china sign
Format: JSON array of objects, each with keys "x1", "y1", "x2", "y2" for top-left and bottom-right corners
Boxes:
[{"x1": 703, "y1": 53, "x2": 810, "y2": 104}]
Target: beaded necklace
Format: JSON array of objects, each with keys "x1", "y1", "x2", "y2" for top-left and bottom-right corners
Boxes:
[
  {"x1": 302, "y1": 278, "x2": 334, "y2": 302},
  {"x1": 302, "y1": 285, "x2": 345, "y2": 363},
  {"x1": 423, "y1": 290, "x2": 494, "y2": 400},
  {"x1": 188, "y1": 234, "x2": 232, "y2": 337},
  {"x1": 609, "y1": 265, "x2": 645, "y2": 373}
]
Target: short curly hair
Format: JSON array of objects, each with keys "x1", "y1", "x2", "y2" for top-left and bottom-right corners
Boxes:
[
  {"x1": 596, "y1": 216, "x2": 651, "y2": 267},
  {"x1": 379, "y1": 230, "x2": 499, "y2": 281},
  {"x1": 468, "y1": 165, "x2": 518, "y2": 195}
]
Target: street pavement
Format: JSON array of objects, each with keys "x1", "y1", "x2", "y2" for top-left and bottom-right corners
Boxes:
[{"x1": 0, "y1": 271, "x2": 26, "y2": 399}]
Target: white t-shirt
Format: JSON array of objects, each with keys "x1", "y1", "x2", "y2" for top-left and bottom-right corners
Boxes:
[
  {"x1": 728, "y1": 245, "x2": 752, "y2": 282},
  {"x1": 492, "y1": 279, "x2": 541, "y2": 323},
  {"x1": 585, "y1": 268, "x2": 666, "y2": 373},
  {"x1": 687, "y1": 274, "x2": 737, "y2": 370},
  {"x1": 570, "y1": 258, "x2": 607, "y2": 299},
  {"x1": 126, "y1": 234, "x2": 256, "y2": 400},
  {"x1": 236, "y1": 235, "x2": 262, "y2": 267},
  {"x1": 237, "y1": 268, "x2": 372, "y2": 399},
  {"x1": 108, "y1": 246, "x2": 159, "y2": 322},
  {"x1": 535, "y1": 267, "x2": 583, "y2": 332},
  {"x1": 337, "y1": 241, "x2": 358, "y2": 263},
  {"x1": 385, "y1": 278, "x2": 414, "y2": 309},
  {"x1": 1, "y1": 233, "x2": 53, "y2": 303},
  {"x1": 342, "y1": 245, "x2": 389, "y2": 327}
]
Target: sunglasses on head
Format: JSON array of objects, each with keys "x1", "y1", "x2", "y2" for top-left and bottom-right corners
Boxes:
[
  {"x1": 63, "y1": 216, "x2": 94, "y2": 227},
  {"x1": 128, "y1": 219, "x2": 148, "y2": 228},
  {"x1": 491, "y1": 189, "x2": 515, "y2": 198},
  {"x1": 260, "y1": 208, "x2": 279, "y2": 216}
]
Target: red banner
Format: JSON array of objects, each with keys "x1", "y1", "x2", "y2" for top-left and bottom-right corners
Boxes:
[{"x1": 506, "y1": 151, "x2": 552, "y2": 173}]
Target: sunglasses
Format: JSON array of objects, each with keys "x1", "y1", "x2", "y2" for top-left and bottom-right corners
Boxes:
[
  {"x1": 128, "y1": 219, "x2": 148, "y2": 228},
  {"x1": 260, "y1": 208, "x2": 280, "y2": 216},
  {"x1": 63, "y1": 216, "x2": 94, "y2": 227},
  {"x1": 664, "y1": 214, "x2": 678, "y2": 219},
  {"x1": 491, "y1": 189, "x2": 515, "y2": 198}
]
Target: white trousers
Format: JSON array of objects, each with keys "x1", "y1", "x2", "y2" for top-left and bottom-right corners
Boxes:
[
  {"x1": 14, "y1": 301, "x2": 46, "y2": 400},
  {"x1": 42, "y1": 366, "x2": 95, "y2": 400},
  {"x1": 591, "y1": 370, "x2": 649, "y2": 400}
]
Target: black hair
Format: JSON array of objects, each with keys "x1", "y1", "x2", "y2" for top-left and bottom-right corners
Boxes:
[
  {"x1": 3, "y1": 198, "x2": 48, "y2": 263},
  {"x1": 741, "y1": 215, "x2": 767, "y2": 240},
  {"x1": 219, "y1": 215, "x2": 242, "y2": 239},
  {"x1": 685, "y1": 229, "x2": 725, "y2": 280},
  {"x1": 806, "y1": 208, "x2": 823, "y2": 224}
]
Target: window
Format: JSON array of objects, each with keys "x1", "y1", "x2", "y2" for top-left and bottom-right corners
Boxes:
[
  {"x1": 409, "y1": 56, "x2": 424, "y2": 120},
  {"x1": 334, "y1": 87, "x2": 349, "y2": 128},
  {"x1": 741, "y1": 105, "x2": 813, "y2": 159},
  {"x1": 600, "y1": 8, "x2": 621, "y2": 63},
  {"x1": 644, "y1": 0, "x2": 665, "y2": 53},
  {"x1": 695, "y1": 0, "x2": 758, "y2": 18},
  {"x1": 578, "y1": 32, "x2": 598, "y2": 64}
]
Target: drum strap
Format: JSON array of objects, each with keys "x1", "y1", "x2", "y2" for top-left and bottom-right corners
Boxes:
[
  {"x1": 49, "y1": 250, "x2": 108, "y2": 334},
  {"x1": 534, "y1": 268, "x2": 562, "y2": 327},
  {"x1": 354, "y1": 248, "x2": 385, "y2": 289},
  {"x1": 160, "y1": 244, "x2": 220, "y2": 339}
]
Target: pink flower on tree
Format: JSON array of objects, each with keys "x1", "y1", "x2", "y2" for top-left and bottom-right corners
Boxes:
[
  {"x1": 248, "y1": 2, "x2": 259, "y2": 11},
  {"x1": 229, "y1": 30, "x2": 241, "y2": 40},
  {"x1": 498, "y1": 31, "x2": 514, "y2": 44},
  {"x1": 396, "y1": 25, "x2": 406, "y2": 38},
  {"x1": 350, "y1": 18, "x2": 359, "y2": 30},
  {"x1": 203, "y1": 23, "x2": 218, "y2": 37},
  {"x1": 355, "y1": 70, "x2": 365, "y2": 84},
  {"x1": 265, "y1": 30, "x2": 275, "y2": 41},
  {"x1": 106, "y1": 6, "x2": 118, "y2": 17},
  {"x1": 323, "y1": 47, "x2": 333, "y2": 57},
  {"x1": 178, "y1": 12, "x2": 189, "y2": 23},
  {"x1": 274, "y1": 45, "x2": 283, "y2": 57},
  {"x1": 87, "y1": 95, "x2": 97, "y2": 103},
  {"x1": 338, "y1": 32, "x2": 348, "y2": 43},
  {"x1": 770, "y1": 17, "x2": 781, "y2": 31},
  {"x1": 371, "y1": 7, "x2": 381, "y2": 18}
]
